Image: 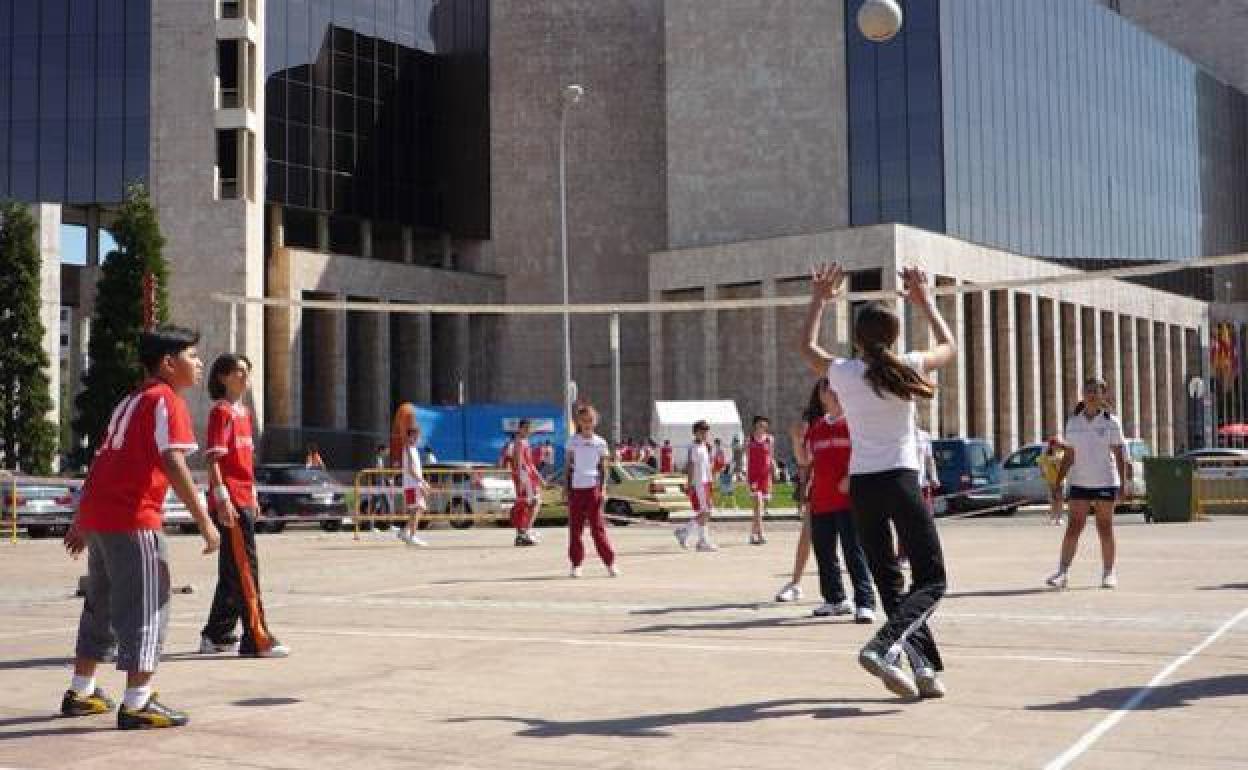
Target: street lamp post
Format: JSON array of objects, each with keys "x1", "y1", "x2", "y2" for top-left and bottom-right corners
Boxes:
[{"x1": 559, "y1": 84, "x2": 584, "y2": 435}]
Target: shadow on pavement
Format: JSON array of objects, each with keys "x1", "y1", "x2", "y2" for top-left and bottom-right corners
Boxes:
[
  {"x1": 447, "y1": 698, "x2": 901, "y2": 737},
  {"x1": 1198, "y1": 582, "x2": 1248, "y2": 591},
  {"x1": 626, "y1": 615, "x2": 853, "y2": 634},
  {"x1": 233, "y1": 697, "x2": 302, "y2": 707},
  {"x1": 630, "y1": 602, "x2": 771, "y2": 616},
  {"x1": 1027, "y1": 674, "x2": 1248, "y2": 712},
  {"x1": 945, "y1": 587, "x2": 1096, "y2": 599},
  {"x1": 0, "y1": 657, "x2": 71, "y2": 671},
  {"x1": 0, "y1": 713, "x2": 112, "y2": 740}
]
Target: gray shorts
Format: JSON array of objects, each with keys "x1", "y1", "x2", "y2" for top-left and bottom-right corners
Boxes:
[{"x1": 75, "y1": 529, "x2": 171, "y2": 673}]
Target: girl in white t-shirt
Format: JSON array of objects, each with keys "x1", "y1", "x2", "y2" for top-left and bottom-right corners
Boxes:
[
  {"x1": 564, "y1": 404, "x2": 618, "y2": 577},
  {"x1": 800, "y1": 263, "x2": 957, "y2": 700},
  {"x1": 1046, "y1": 378, "x2": 1127, "y2": 590},
  {"x1": 399, "y1": 427, "x2": 431, "y2": 547}
]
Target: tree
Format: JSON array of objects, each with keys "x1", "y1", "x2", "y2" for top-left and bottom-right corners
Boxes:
[
  {"x1": 0, "y1": 201, "x2": 57, "y2": 474},
  {"x1": 72, "y1": 183, "x2": 170, "y2": 464}
]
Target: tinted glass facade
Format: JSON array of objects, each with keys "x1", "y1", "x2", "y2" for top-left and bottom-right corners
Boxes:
[
  {"x1": 847, "y1": 0, "x2": 1248, "y2": 261},
  {"x1": 265, "y1": 0, "x2": 489, "y2": 236},
  {"x1": 0, "y1": 0, "x2": 151, "y2": 204}
]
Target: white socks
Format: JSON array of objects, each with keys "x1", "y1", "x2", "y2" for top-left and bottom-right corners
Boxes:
[
  {"x1": 122, "y1": 686, "x2": 152, "y2": 711},
  {"x1": 70, "y1": 675, "x2": 95, "y2": 697}
]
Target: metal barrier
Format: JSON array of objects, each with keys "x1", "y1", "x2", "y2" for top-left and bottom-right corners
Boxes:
[
  {"x1": 1192, "y1": 457, "x2": 1248, "y2": 520},
  {"x1": 352, "y1": 467, "x2": 526, "y2": 540}
]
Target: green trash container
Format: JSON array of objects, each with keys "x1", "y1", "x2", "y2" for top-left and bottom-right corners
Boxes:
[{"x1": 1143, "y1": 457, "x2": 1194, "y2": 523}]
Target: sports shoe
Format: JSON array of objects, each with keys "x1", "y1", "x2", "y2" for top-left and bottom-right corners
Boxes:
[
  {"x1": 405, "y1": 534, "x2": 428, "y2": 547},
  {"x1": 117, "y1": 695, "x2": 189, "y2": 730},
  {"x1": 606, "y1": 564, "x2": 621, "y2": 577},
  {"x1": 748, "y1": 533, "x2": 766, "y2": 545},
  {"x1": 569, "y1": 566, "x2": 583, "y2": 578},
  {"x1": 527, "y1": 529, "x2": 543, "y2": 542},
  {"x1": 775, "y1": 583, "x2": 802, "y2": 603},
  {"x1": 858, "y1": 648, "x2": 919, "y2": 699},
  {"x1": 1045, "y1": 571, "x2": 1068, "y2": 590},
  {"x1": 695, "y1": 539, "x2": 718, "y2": 552},
  {"x1": 514, "y1": 532, "x2": 537, "y2": 547},
  {"x1": 854, "y1": 606, "x2": 876, "y2": 624},
  {"x1": 673, "y1": 526, "x2": 690, "y2": 550},
  {"x1": 914, "y1": 667, "x2": 947, "y2": 699},
  {"x1": 813, "y1": 600, "x2": 854, "y2": 618},
  {"x1": 1101, "y1": 571, "x2": 1118, "y2": 589},
  {"x1": 60, "y1": 687, "x2": 114, "y2": 717},
  {"x1": 198, "y1": 634, "x2": 240, "y2": 654},
  {"x1": 243, "y1": 643, "x2": 291, "y2": 658}
]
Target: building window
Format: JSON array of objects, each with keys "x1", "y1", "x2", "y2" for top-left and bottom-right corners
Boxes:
[
  {"x1": 221, "y1": 0, "x2": 243, "y2": 20},
  {"x1": 217, "y1": 130, "x2": 240, "y2": 199},
  {"x1": 218, "y1": 40, "x2": 241, "y2": 108}
]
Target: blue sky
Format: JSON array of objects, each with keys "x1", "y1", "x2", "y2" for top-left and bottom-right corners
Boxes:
[{"x1": 60, "y1": 224, "x2": 118, "y2": 266}]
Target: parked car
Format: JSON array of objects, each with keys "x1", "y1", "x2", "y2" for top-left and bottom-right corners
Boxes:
[
  {"x1": 423, "y1": 462, "x2": 517, "y2": 529},
  {"x1": 601, "y1": 462, "x2": 691, "y2": 522},
  {"x1": 1180, "y1": 448, "x2": 1248, "y2": 461},
  {"x1": 931, "y1": 438, "x2": 1010, "y2": 514},
  {"x1": 1000, "y1": 443, "x2": 1049, "y2": 504},
  {"x1": 255, "y1": 464, "x2": 348, "y2": 533},
  {"x1": 2, "y1": 481, "x2": 75, "y2": 538}
]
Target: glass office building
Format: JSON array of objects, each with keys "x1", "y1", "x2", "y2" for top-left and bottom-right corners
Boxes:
[
  {"x1": 264, "y1": 0, "x2": 490, "y2": 247},
  {"x1": 0, "y1": 0, "x2": 151, "y2": 204},
  {"x1": 847, "y1": 0, "x2": 1248, "y2": 261}
]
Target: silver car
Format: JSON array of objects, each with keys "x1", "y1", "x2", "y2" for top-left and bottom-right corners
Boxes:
[
  {"x1": 1000, "y1": 438, "x2": 1151, "y2": 509},
  {"x1": 3, "y1": 482, "x2": 75, "y2": 538},
  {"x1": 423, "y1": 462, "x2": 516, "y2": 529}
]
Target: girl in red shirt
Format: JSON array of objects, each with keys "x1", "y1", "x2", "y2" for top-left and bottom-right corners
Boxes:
[{"x1": 804, "y1": 379, "x2": 876, "y2": 623}]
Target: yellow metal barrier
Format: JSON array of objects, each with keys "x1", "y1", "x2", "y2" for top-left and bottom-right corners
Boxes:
[
  {"x1": 1192, "y1": 457, "x2": 1248, "y2": 521},
  {"x1": 352, "y1": 467, "x2": 531, "y2": 540}
]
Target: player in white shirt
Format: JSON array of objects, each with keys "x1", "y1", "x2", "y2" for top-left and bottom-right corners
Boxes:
[
  {"x1": 564, "y1": 404, "x2": 618, "y2": 577},
  {"x1": 674, "y1": 420, "x2": 718, "y2": 552},
  {"x1": 1046, "y1": 377, "x2": 1128, "y2": 590},
  {"x1": 801, "y1": 263, "x2": 957, "y2": 701},
  {"x1": 398, "y1": 427, "x2": 431, "y2": 547}
]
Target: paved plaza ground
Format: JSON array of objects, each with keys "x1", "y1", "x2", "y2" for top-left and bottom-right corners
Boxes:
[{"x1": 1, "y1": 514, "x2": 1246, "y2": 769}]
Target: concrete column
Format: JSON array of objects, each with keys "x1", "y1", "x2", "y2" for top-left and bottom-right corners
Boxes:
[
  {"x1": 761, "y1": 279, "x2": 778, "y2": 424},
  {"x1": 1017, "y1": 293, "x2": 1041, "y2": 445},
  {"x1": 34, "y1": 204, "x2": 63, "y2": 446},
  {"x1": 992, "y1": 289, "x2": 1017, "y2": 454},
  {"x1": 1081, "y1": 306, "x2": 1100, "y2": 379},
  {"x1": 1137, "y1": 318, "x2": 1156, "y2": 448},
  {"x1": 316, "y1": 213, "x2": 330, "y2": 253},
  {"x1": 1196, "y1": 325, "x2": 1213, "y2": 446},
  {"x1": 703, "y1": 284, "x2": 718, "y2": 398},
  {"x1": 1061, "y1": 302, "x2": 1082, "y2": 421},
  {"x1": 1101, "y1": 311, "x2": 1121, "y2": 415},
  {"x1": 936, "y1": 277, "x2": 965, "y2": 438},
  {"x1": 969, "y1": 290, "x2": 994, "y2": 441},
  {"x1": 360, "y1": 220, "x2": 373, "y2": 259},
  {"x1": 1039, "y1": 296, "x2": 1063, "y2": 438},
  {"x1": 1155, "y1": 321, "x2": 1173, "y2": 455},
  {"x1": 85, "y1": 207, "x2": 101, "y2": 266},
  {"x1": 1172, "y1": 326, "x2": 1188, "y2": 452},
  {"x1": 332, "y1": 298, "x2": 348, "y2": 429},
  {"x1": 648, "y1": 290, "x2": 664, "y2": 402},
  {"x1": 1119, "y1": 316, "x2": 1138, "y2": 436}
]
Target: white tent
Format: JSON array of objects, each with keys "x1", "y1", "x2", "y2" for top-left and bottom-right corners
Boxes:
[{"x1": 651, "y1": 400, "x2": 743, "y2": 470}]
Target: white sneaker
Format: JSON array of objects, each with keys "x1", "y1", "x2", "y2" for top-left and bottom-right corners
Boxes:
[
  {"x1": 854, "y1": 606, "x2": 876, "y2": 624},
  {"x1": 253, "y1": 643, "x2": 291, "y2": 658},
  {"x1": 607, "y1": 564, "x2": 620, "y2": 577},
  {"x1": 775, "y1": 583, "x2": 802, "y2": 603},
  {"x1": 569, "y1": 566, "x2": 582, "y2": 578},
  {"x1": 406, "y1": 534, "x2": 428, "y2": 547},
  {"x1": 1101, "y1": 571, "x2": 1118, "y2": 589},
  {"x1": 1046, "y1": 571, "x2": 1068, "y2": 590},
  {"x1": 813, "y1": 600, "x2": 854, "y2": 617},
  {"x1": 695, "y1": 539, "x2": 718, "y2": 552},
  {"x1": 914, "y1": 667, "x2": 946, "y2": 699},
  {"x1": 528, "y1": 529, "x2": 543, "y2": 543},
  {"x1": 199, "y1": 635, "x2": 239, "y2": 654}
]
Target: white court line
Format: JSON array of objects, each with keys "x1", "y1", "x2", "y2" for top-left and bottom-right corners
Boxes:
[
  {"x1": 171, "y1": 622, "x2": 1148, "y2": 667},
  {"x1": 1044, "y1": 606, "x2": 1248, "y2": 770}
]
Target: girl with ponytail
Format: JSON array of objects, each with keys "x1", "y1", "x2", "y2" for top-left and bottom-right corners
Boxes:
[{"x1": 799, "y1": 263, "x2": 957, "y2": 701}]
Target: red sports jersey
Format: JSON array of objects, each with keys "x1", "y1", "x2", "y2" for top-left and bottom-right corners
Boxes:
[
  {"x1": 659, "y1": 445, "x2": 673, "y2": 473},
  {"x1": 205, "y1": 400, "x2": 256, "y2": 508},
  {"x1": 805, "y1": 415, "x2": 852, "y2": 513},
  {"x1": 511, "y1": 438, "x2": 535, "y2": 494},
  {"x1": 77, "y1": 379, "x2": 198, "y2": 532},
  {"x1": 747, "y1": 435, "x2": 773, "y2": 478}
]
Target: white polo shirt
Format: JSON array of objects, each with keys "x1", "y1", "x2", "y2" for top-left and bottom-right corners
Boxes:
[
  {"x1": 1063, "y1": 410, "x2": 1126, "y2": 488},
  {"x1": 567, "y1": 433, "x2": 610, "y2": 489},
  {"x1": 825, "y1": 352, "x2": 925, "y2": 475},
  {"x1": 687, "y1": 442, "x2": 712, "y2": 485}
]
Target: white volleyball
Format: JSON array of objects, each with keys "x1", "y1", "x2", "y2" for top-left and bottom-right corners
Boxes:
[{"x1": 857, "y1": 0, "x2": 903, "y2": 43}]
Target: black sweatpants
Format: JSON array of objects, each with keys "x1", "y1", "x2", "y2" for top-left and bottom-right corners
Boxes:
[
  {"x1": 849, "y1": 469, "x2": 946, "y2": 672},
  {"x1": 809, "y1": 511, "x2": 875, "y2": 609},
  {"x1": 201, "y1": 507, "x2": 278, "y2": 654}
]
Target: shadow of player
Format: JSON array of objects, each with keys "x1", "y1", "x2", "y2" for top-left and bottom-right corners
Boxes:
[{"x1": 1027, "y1": 674, "x2": 1248, "y2": 712}]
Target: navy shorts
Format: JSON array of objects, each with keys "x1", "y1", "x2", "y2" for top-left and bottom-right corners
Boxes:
[{"x1": 1068, "y1": 486, "x2": 1118, "y2": 501}]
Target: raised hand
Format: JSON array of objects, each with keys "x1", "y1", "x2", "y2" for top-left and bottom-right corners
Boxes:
[
  {"x1": 899, "y1": 266, "x2": 932, "y2": 305},
  {"x1": 810, "y1": 263, "x2": 846, "y2": 303}
]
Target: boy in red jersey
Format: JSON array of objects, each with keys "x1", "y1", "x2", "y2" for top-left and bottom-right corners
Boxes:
[
  {"x1": 61, "y1": 326, "x2": 220, "y2": 730},
  {"x1": 746, "y1": 416, "x2": 775, "y2": 545},
  {"x1": 506, "y1": 420, "x2": 541, "y2": 547},
  {"x1": 199, "y1": 354, "x2": 289, "y2": 659},
  {"x1": 659, "y1": 439, "x2": 674, "y2": 473}
]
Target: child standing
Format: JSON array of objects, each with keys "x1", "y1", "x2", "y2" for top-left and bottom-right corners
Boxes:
[
  {"x1": 1038, "y1": 437, "x2": 1066, "y2": 526},
  {"x1": 505, "y1": 419, "x2": 541, "y2": 547},
  {"x1": 565, "y1": 404, "x2": 619, "y2": 577},
  {"x1": 746, "y1": 417, "x2": 775, "y2": 545},
  {"x1": 398, "y1": 427, "x2": 431, "y2": 547},
  {"x1": 659, "y1": 440, "x2": 674, "y2": 473},
  {"x1": 61, "y1": 326, "x2": 220, "y2": 729},
  {"x1": 199, "y1": 354, "x2": 290, "y2": 658},
  {"x1": 675, "y1": 420, "x2": 718, "y2": 552}
]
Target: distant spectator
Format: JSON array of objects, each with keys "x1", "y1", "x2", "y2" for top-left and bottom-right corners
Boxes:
[{"x1": 304, "y1": 443, "x2": 325, "y2": 470}]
